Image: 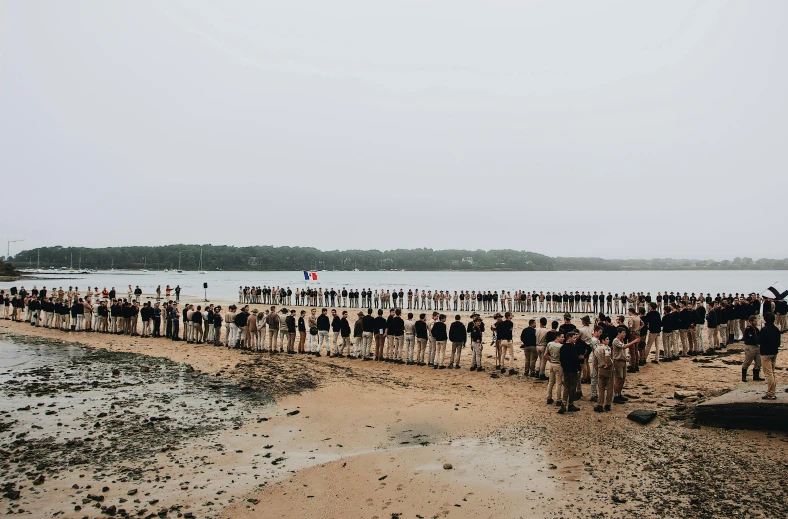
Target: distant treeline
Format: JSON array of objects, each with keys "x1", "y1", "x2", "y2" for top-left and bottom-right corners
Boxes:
[{"x1": 7, "y1": 245, "x2": 788, "y2": 272}]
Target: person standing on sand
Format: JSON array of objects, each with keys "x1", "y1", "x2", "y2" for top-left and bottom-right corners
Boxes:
[
  {"x1": 431, "y1": 314, "x2": 448, "y2": 369},
  {"x1": 742, "y1": 315, "x2": 764, "y2": 382},
  {"x1": 170, "y1": 303, "x2": 180, "y2": 341},
  {"x1": 593, "y1": 333, "x2": 614, "y2": 412},
  {"x1": 352, "y1": 311, "x2": 365, "y2": 359},
  {"x1": 448, "y1": 314, "x2": 466, "y2": 369},
  {"x1": 558, "y1": 331, "x2": 583, "y2": 414},
  {"x1": 612, "y1": 326, "x2": 639, "y2": 404},
  {"x1": 535, "y1": 317, "x2": 550, "y2": 380},
  {"x1": 404, "y1": 312, "x2": 416, "y2": 365},
  {"x1": 414, "y1": 313, "x2": 428, "y2": 365},
  {"x1": 373, "y1": 309, "x2": 387, "y2": 361},
  {"x1": 498, "y1": 312, "x2": 516, "y2": 375},
  {"x1": 469, "y1": 316, "x2": 485, "y2": 371},
  {"x1": 520, "y1": 319, "x2": 538, "y2": 377},
  {"x1": 544, "y1": 336, "x2": 564, "y2": 407},
  {"x1": 758, "y1": 312, "x2": 780, "y2": 400},
  {"x1": 175, "y1": 285, "x2": 181, "y2": 302},
  {"x1": 286, "y1": 309, "x2": 297, "y2": 354},
  {"x1": 308, "y1": 308, "x2": 319, "y2": 355},
  {"x1": 298, "y1": 310, "x2": 307, "y2": 354}
]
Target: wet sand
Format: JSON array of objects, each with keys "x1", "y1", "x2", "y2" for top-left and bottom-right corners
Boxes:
[{"x1": 1, "y1": 298, "x2": 786, "y2": 518}]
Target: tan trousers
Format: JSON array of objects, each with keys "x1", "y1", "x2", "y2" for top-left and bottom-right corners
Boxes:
[
  {"x1": 415, "y1": 338, "x2": 427, "y2": 363},
  {"x1": 547, "y1": 363, "x2": 563, "y2": 401},
  {"x1": 524, "y1": 346, "x2": 538, "y2": 374},
  {"x1": 500, "y1": 340, "x2": 514, "y2": 369},
  {"x1": 597, "y1": 373, "x2": 614, "y2": 406},
  {"x1": 647, "y1": 332, "x2": 661, "y2": 361},
  {"x1": 679, "y1": 329, "x2": 689, "y2": 355},
  {"x1": 435, "y1": 341, "x2": 447, "y2": 366},
  {"x1": 742, "y1": 345, "x2": 762, "y2": 371},
  {"x1": 762, "y1": 355, "x2": 777, "y2": 397}
]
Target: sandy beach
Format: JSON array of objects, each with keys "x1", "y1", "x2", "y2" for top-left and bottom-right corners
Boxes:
[{"x1": 1, "y1": 294, "x2": 786, "y2": 519}]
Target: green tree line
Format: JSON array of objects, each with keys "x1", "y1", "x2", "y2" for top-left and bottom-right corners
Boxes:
[{"x1": 7, "y1": 245, "x2": 788, "y2": 271}]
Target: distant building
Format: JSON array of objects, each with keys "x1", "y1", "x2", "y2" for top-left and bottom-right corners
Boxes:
[
  {"x1": 248, "y1": 256, "x2": 258, "y2": 266},
  {"x1": 462, "y1": 257, "x2": 473, "y2": 264}
]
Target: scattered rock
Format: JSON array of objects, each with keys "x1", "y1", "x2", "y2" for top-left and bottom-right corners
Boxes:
[
  {"x1": 443, "y1": 463, "x2": 453, "y2": 470},
  {"x1": 627, "y1": 410, "x2": 657, "y2": 425},
  {"x1": 286, "y1": 410, "x2": 300, "y2": 416},
  {"x1": 612, "y1": 494, "x2": 628, "y2": 503}
]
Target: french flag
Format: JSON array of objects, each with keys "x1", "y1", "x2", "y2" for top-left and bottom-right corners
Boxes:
[{"x1": 303, "y1": 270, "x2": 318, "y2": 281}]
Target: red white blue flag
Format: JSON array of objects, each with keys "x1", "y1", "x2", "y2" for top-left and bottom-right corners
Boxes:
[{"x1": 303, "y1": 271, "x2": 318, "y2": 281}]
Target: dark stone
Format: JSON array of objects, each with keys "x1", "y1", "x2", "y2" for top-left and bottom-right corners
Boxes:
[
  {"x1": 695, "y1": 385, "x2": 788, "y2": 431},
  {"x1": 104, "y1": 504, "x2": 117, "y2": 516},
  {"x1": 627, "y1": 410, "x2": 658, "y2": 425},
  {"x1": 286, "y1": 410, "x2": 300, "y2": 416},
  {"x1": 612, "y1": 494, "x2": 628, "y2": 503}
]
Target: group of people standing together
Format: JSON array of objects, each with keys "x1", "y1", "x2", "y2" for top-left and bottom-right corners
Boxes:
[
  {"x1": 238, "y1": 285, "x2": 775, "y2": 317},
  {"x1": 2, "y1": 282, "x2": 783, "y2": 405}
]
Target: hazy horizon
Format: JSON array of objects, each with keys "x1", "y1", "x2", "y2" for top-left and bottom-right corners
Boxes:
[{"x1": 2, "y1": 1, "x2": 786, "y2": 258}]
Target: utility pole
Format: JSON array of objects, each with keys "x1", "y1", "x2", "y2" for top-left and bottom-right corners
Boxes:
[{"x1": 6, "y1": 239, "x2": 24, "y2": 259}]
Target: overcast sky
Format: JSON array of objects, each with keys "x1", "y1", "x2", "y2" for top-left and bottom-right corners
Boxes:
[{"x1": 1, "y1": 1, "x2": 786, "y2": 259}]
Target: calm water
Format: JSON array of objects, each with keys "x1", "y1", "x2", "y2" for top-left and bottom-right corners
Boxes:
[{"x1": 3, "y1": 270, "x2": 785, "y2": 300}]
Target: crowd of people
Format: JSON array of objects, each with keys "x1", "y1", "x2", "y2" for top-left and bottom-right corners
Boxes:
[
  {"x1": 237, "y1": 285, "x2": 779, "y2": 316},
  {"x1": 1, "y1": 283, "x2": 784, "y2": 408}
]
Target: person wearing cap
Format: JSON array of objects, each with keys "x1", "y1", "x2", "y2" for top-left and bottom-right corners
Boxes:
[{"x1": 469, "y1": 316, "x2": 484, "y2": 371}]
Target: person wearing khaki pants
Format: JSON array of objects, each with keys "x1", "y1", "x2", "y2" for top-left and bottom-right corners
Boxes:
[
  {"x1": 758, "y1": 312, "x2": 781, "y2": 399},
  {"x1": 544, "y1": 334, "x2": 565, "y2": 404}
]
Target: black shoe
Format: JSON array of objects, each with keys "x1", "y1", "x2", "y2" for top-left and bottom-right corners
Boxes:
[
  {"x1": 567, "y1": 405, "x2": 580, "y2": 412},
  {"x1": 433, "y1": 365, "x2": 438, "y2": 369},
  {"x1": 454, "y1": 364, "x2": 460, "y2": 369},
  {"x1": 604, "y1": 404, "x2": 611, "y2": 412},
  {"x1": 589, "y1": 396, "x2": 598, "y2": 403},
  {"x1": 613, "y1": 396, "x2": 626, "y2": 404},
  {"x1": 593, "y1": 405, "x2": 604, "y2": 413},
  {"x1": 495, "y1": 365, "x2": 500, "y2": 370},
  {"x1": 439, "y1": 365, "x2": 446, "y2": 369},
  {"x1": 470, "y1": 366, "x2": 477, "y2": 372},
  {"x1": 557, "y1": 406, "x2": 566, "y2": 414},
  {"x1": 508, "y1": 369, "x2": 517, "y2": 375},
  {"x1": 315, "y1": 352, "x2": 321, "y2": 357},
  {"x1": 546, "y1": 398, "x2": 554, "y2": 405},
  {"x1": 539, "y1": 374, "x2": 548, "y2": 381},
  {"x1": 651, "y1": 360, "x2": 659, "y2": 364},
  {"x1": 555, "y1": 400, "x2": 564, "y2": 407}
]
